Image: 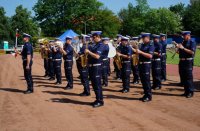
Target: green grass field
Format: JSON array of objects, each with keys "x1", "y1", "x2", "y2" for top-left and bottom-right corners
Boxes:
[{"x1": 167, "y1": 49, "x2": 200, "y2": 67}]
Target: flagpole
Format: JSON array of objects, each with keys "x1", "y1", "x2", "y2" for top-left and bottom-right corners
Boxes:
[{"x1": 15, "y1": 28, "x2": 18, "y2": 47}]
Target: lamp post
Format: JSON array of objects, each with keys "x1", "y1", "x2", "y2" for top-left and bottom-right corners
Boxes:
[
  {"x1": 15, "y1": 28, "x2": 19, "y2": 47},
  {"x1": 82, "y1": 17, "x2": 94, "y2": 35}
]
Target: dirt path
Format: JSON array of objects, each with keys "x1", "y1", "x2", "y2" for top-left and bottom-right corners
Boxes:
[{"x1": 0, "y1": 54, "x2": 200, "y2": 131}]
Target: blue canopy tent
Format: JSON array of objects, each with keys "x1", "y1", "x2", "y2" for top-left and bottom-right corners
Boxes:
[{"x1": 57, "y1": 29, "x2": 79, "y2": 42}]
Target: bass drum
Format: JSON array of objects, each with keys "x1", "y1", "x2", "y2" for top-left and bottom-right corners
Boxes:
[{"x1": 108, "y1": 42, "x2": 116, "y2": 58}]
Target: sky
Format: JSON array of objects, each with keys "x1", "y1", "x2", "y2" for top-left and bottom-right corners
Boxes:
[{"x1": 0, "y1": 0, "x2": 190, "y2": 17}]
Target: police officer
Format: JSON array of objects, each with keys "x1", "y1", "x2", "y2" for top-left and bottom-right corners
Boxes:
[
  {"x1": 101, "y1": 37, "x2": 110, "y2": 87},
  {"x1": 152, "y1": 34, "x2": 162, "y2": 90},
  {"x1": 15, "y1": 33, "x2": 34, "y2": 94},
  {"x1": 78, "y1": 35, "x2": 91, "y2": 96},
  {"x1": 114, "y1": 34, "x2": 122, "y2": 80},
  {"x1": 137, "y1": 33, "x2": 154, "y2": 102},
  {"x1": 40, "y1": 41, "x2": 49, "y2": 77},
  {"x1": 62, "y1": 36, "x2": 74, "y2": 90},
  {"x1": 177, "y1": 31, "x2": 196, "y2": 98},
  {"x1": 160, "y1": 33, "x2": 167, "y2": 82},
  {"x1": 130, "y1": 37, "x2": 140, "y2": 84},
  {"x1": 116, "y1": 36, "x2": 132, "y2": 93},
  {"x1": 48, "y1": 41, "x2": 55, "y2": 81},
  {"x1": 85, "y1": 31, "x2": 104, "y2": 108},
  {"x1": 52, "y1": 40, "x2": 63, "y2": 85}
]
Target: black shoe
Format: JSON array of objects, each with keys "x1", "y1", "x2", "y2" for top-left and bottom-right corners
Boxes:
[
  {"x1": 79, "y1": 92, "x2": 90, "y2": 96},
  {"x1": 55, "y1": 82, "x2": 62, "y2": 85},
  {"x1": 49, "y1": 77, "x2": 55, "y2": 81},
  {"x1": 102, "y1": 83, "x2": 108, "y2": 87},
  {"x1": 139, "y1": 96, "x2": 152, "y2": 102},
  {"x1": 121, "y1": 89, "x2": 129, "y2": 93},
  {"x1": 177, "y1": 83, "x2": 184, "y2": 87},
  {"x1": 64, "y1": 86, "x2": 73, "y2": 90},
  {"x1": 152, "y1": 86, "x2": 161, "y2": 90},
  {"x1": 24, "y1": 90, "x2": 33, "y2": 94},
  {"x1": 92, "y1": 101, "x2": 104, "y2": 108},
  {"x1": 132, "y1": 81, "x2": 139, "y2": 84},
  {"x1": 161, "y1": 79, "x2": 166, "y2": 82},
  {"x1": 186, "y1": 92, "x2": 193, "y2": 98}
]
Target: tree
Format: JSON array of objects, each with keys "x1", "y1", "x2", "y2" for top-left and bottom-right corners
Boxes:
[
  {"x1": 0, "y1": 7, "x2": 12, "y2": 42},
  {"x1": 145, "y1": 8, "x2": 182, "y2": 34},
  {"x1": 169, "y1": 3, "x2": 186, "y2": 20},
  {"x1": 11, "y1": 5, "x2": 39, "y2": 41},
  {"x1": 182, "y1": 1, "x2": 200, "y2": 36},
  {"x1": 118, "y1": 0, "x2": 182, "y2": 36}
]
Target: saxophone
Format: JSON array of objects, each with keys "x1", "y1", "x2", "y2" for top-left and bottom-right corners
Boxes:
[
  {"x1": 130, "y1": 41, "x2": 139, "y2": 66},
  {"x1": 113, "y1": 42, "x2": 122, "y2": 70},
  {"x1": 80, "y1": 41, "x2": 89, "y2": 68}
]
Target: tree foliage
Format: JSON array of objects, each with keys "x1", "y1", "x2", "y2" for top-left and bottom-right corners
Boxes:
[
  {"x1": 118, "y1": 0, "x2": 182, "y2": 36},
  {"x1": 33, "y1": 0, "x2": 120, "y2": 37},
  {"x1": 0, "y1": 7, "x2": 12, "y2": 42},
  {"x1": 182, "y1": 1, "x2": 200, "y2": 36},
  {"x1": 11, "y1": 5, "x2": 39, "y2": 37}
]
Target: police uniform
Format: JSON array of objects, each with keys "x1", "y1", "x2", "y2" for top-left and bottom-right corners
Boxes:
[
  {"x1": 179, "y1": 31, "x2": 196, "y2": 98},
  {"x1": 130, "y1": 37, "x2": 140, "y2": 84},
  {"x1": 117, "y1": 36, "x2": 132, "y2": 93},
  {"x1": 63, "y1": 36, "x2": 74, "y2": 90},
  {"x1": 48, "y1": 42, "x2": 55, "y2": 80},
  {"x1": 78, "y1": 35, "x2": 91, "y2": 96},
  {"x1": 52, "y1": 42, "x2": 62, "y2": 85},
  {"x1": 102, "y1": 37, "x2": 110, "y2": 87},
  {"x1": 139, "y1": 33, "x2": 154, "y2": 102},
  {"x1": 152, "y1": 35, "x2": 162, "y2": 90},
  {"x1": 88, "y1": 31, "x2": 104, "y2": 107},
  {"x1": 114, "y1": 34, "x2": 122, "y2": 79},
  {"x1": 21, "y1": 33, "x2": 34, "y2": 94},
  {"x1": 160, "y1": 33, "x2": 167, "y2": 81}
]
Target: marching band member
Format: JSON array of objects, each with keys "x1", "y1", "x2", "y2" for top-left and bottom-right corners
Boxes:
[
  {"x1": 137, "y1": 33, "x2": 155, "y2": 102},
  {"x1": 151, "y1": 34, "x2": 162, "y2": 90},
  {"x1": 160, "y1": 33, "x2": 167, "y2": 82},
  {"x1": 130, "y1": 37, "x2": 140, "y2": 84},
  {"x1": 85, "y1": 31, "x2": 104, "y2": 108},
  {"x1": 52, "y1": 40, "x2": 63, "y2": 85},
  {"x1": 114, "y1": 34, "x2": 122, "y2": 80},
  {"x1": 48, "y1": 41, "x2": 55, "y2": 81},
  {"x1": 78, "y1": 35, "x2": 91, "y2": 96},
  {"x1": 101, "y1": 37, "x2": 110, "y2": 87},
  {"x1": 177, "y1": 31, "x2": 196, "y2": 98},
  {"x1": 62, "y1": 36, "x2": 74, "y2": 90},
  {"x1": 117, "y1": 36, "x2": 132, "y2": 93}
]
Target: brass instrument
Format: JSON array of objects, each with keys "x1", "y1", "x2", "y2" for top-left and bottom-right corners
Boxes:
[
  {"x1": 38, "y1": 38, "x2": 49, "y2": 59},
  {"x1": 130, "y1": 40, "x2": 139, "y2": 66},
  {"x1": 113, "y1": 41, "x2": 122, "y2": 70},
  {"x1": 80, "y1": 41, "x2": 89, "y2": 68},
  {"x1": 171, "y1": 41, "x2": 179, "y2": 59}
]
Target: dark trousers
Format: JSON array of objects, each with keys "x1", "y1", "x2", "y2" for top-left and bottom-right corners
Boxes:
[
  {"x1": 80, "y1": 66, "x2": 90, "y2": 94},
  {"x1": 76, "y1": 60, "x2": 81, "y2": 76},
  {"x1": 23, "y1": 60, "x2": 33, "y2": 91},
  {"x1": 48, "y1": 59, "x2": 55, "y2": 78},
  {"x1": 102, "y1": 59, "x2": 109, "y2": 86},
  {"x1": 89, "y1": 65, "x2": 103, "y2": 102},
  {"x1": 161, "y1": 54, "x2": 167, "y2": 80},
  {"x1": 64, "y1": 61, "x2": 73, "y2": 88},
  {"x1": 152, "y1": 60, "x2": 162, "y2": 88},
  {"x1": 131, "y1": 62, "x2": 139, "y2": 82},
  {"x1": 108, "y1": 58, "x2": 111, "y2": 75},
  {"x1": 121, "y1": 62, "x2": 131, "y2": 90},
  {"x1": 139, "y1": 63, "x2": 152, "y2": 98},
  {"x1": 53, "y1": 60, "x2": 62, "y2": 83},
  {"x1": 114, "y1": 61, "x2": 121, "y2": 78},
  {"x1": 179, "y1": 60, "x2": 194, "y2": 94},
  {"x1": 44, "y1": 58, "x2": 49, "y2": 76}
]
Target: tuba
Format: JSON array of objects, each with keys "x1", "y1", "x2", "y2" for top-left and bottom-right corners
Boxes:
[{"x1": 130, "y1": 40, "x2": 139, "y2": 66}]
